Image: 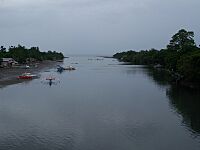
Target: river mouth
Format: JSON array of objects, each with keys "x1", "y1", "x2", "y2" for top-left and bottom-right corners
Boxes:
[{"x1": 0, "y1": 56, "x2": 200, "y2": 150}]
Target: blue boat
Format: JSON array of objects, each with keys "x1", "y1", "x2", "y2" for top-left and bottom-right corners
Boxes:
[{"x1": 57, "y1": 65, "x2": 64, "y2": 73}]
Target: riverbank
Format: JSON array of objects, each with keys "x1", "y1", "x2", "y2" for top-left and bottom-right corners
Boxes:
[
  {"x1": 113, "y1": 29, "x2": 200, "y2": 89},
  {"x1": 113, "y1": 59, "x2": 200, "y2": 89},
  {"x1": 0, "y1": 61, "x2": 62, "y2": 88},
  {"x1": 150, "y1": 67, "x2": 200, "y2": 89}
]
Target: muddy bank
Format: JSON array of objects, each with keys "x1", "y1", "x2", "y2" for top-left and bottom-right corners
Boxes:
[{"x1": 0, "y1": 61, "x2": 62, "y2": 88}]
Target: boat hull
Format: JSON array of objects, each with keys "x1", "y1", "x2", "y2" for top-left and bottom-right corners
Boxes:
[
  {"x1": 17, "y1": 73, "x2": 37, "y2": 79},
  {"x1": 18, "y1": 76, "x2": 33, "y2": 79}
]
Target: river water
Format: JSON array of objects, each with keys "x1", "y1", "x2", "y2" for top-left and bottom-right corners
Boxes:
[{"x1": 0, "y1": 56, "x2": 200, "y2": 150}]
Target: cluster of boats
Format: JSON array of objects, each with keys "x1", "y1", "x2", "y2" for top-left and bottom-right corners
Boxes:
[{"x1": 17, "y1": 65, "x2": 76, "y2": 80}]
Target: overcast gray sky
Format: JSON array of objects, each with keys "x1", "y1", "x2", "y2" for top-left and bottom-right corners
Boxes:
[{"x1": 0, "y1": 0, "x2": 199, "y2": 55}]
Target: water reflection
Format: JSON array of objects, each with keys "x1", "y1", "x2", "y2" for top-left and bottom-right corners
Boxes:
[
  {"x1": 146, "y1": 68, "x2": 200, "y2": 135},
  {"x1": 146, "y1": 68, "x2": 170, "y2": 87},
  {"x1": 123, "y1": 65, "x2": 148, "y2": 75},
  {"x1": 123, "y1": 66, "x2": 170, "y2": 88},
  {"x1": 167, "y1": 86, "x2": 200, "y2": 135},
  {"x1": 0, "y1": 79, "x2": 32, "y2": 89},
  {"x1": 41, "y1": 77, "x2": 60, "y2": 87}
]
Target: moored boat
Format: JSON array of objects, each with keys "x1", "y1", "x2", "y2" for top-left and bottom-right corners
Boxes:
[
  {"x1": 18, "y1": 73, "x2": 37, "y2": 79},
  {"x1": 46, "y1": 76, "x2": 56, "y2": 81},
  {"x1": 64, "y1": 66, "x2": 76, "y2": 70},
  {"x1": 44, "y1": 76, "x2": 59, "y2": 86}
]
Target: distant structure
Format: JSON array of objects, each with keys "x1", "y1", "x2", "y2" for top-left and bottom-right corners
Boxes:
[{"x1": 0, "y1": 58, "x2": 18, "y2": 68}]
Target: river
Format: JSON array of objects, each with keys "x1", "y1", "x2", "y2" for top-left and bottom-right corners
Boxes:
[{"x1": 0, "y1": 56, "x2": 200, "y2": 150}]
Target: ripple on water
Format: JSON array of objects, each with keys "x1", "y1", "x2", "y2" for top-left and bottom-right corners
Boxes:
[
  {"x1": 122, "y1": 122, "x2": 159, "y2": 144},
  {"x1": 0, "y1": 128, "x2": 76, "y2": 150}
]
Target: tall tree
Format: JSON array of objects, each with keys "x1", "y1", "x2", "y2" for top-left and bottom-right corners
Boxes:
[
  {"x1": 167, "y1": 29, "x2": 196, "y2": 52},
  {"x1": 0, "y1": 46, "x2": 6, "y2": 53}
]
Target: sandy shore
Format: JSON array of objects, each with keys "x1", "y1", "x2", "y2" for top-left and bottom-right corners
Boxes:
[{"x1": 0, "y1": 61, "x2": 62, "y2": 88}]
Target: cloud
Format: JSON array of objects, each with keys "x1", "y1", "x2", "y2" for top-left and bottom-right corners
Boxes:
[{"x1": 0, "y1": 0, "x2": 200, "y2": 55}]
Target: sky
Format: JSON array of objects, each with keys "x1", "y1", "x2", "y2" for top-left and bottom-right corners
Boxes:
[{"x1": 0, "y1": 0, "x2": 200, "y2": 55}]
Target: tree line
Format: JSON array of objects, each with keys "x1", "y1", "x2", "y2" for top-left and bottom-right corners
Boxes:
[
  {"x1": 113, "y1": 29, "x2": 200, "y2": 83},
  {"x1": 0, "y1": 45, "x2": 64, "y2": 63}
]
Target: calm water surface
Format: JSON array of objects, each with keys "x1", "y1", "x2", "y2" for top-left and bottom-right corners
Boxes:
[{"x1": 0, "y1": 56, "x2": 200, "y2": 150}]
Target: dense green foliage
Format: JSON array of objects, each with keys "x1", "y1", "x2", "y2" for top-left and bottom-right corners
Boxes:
[
  {"x1": 113, "y1": 29, "x2": 200, "y2": 83},
  {"x1": 0, "y1": 45, "x2": 64, "y2": 63}
]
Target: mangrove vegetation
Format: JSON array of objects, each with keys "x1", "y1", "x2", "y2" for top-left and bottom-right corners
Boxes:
[
  {"x1": 0, "y1": 45, "x2": 64, "y2": 63},
  {"x1": 113, "y1": 29, "x2": 200, "y2": 85}
]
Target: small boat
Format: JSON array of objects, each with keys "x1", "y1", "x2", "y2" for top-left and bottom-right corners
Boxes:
[
  {"x1": 46, "y1": 76, "x2": 56, "y2": 81},
  {"x1": 57, "y1": 65, "x2": 75, "y2": 72},
  {"x1": 57, "y1": 67, "x2": 64, "y2": 72},
  {"x1": 64, "y1": 66, "x2": 76, "y2": 70},
  {"x1": 153, "y1": 64, "x2": 163, "y2": 68},
  {"x1": 25, "y1": 65, "x2": 30, "y2": 69},
  {"x1": 44, "y1": 76, "x2": 58, "y2": 86},
  {"x1": 20, "y1": 65, "x2": 30, "y2": 69},
  {"x1": 18, "y1": 73, "x2": 37, "y2": 79}
]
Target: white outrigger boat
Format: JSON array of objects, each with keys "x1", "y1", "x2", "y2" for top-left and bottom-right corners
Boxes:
[{"x1": 63, "y1": 66, "x2": 76, "y2": 70}]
